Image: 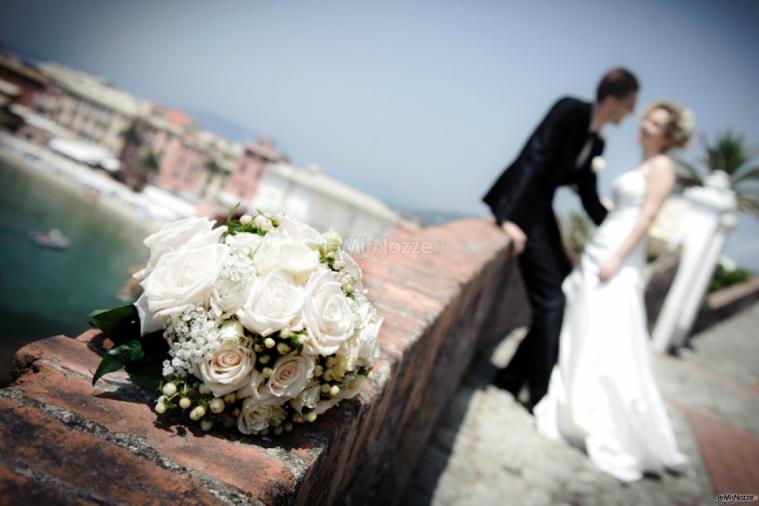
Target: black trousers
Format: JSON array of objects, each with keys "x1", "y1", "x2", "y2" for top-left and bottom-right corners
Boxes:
[{"x1": 499, "y1": 216, "x2": 571, "y2": 408}]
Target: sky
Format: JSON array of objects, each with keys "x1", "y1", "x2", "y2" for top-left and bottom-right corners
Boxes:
[{"x1": 2, "y1": 0, "x2": 759, "y2": 268}]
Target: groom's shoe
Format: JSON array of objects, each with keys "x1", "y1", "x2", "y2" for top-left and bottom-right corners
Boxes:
[{"x1": 492, "y1": 371, "x2": 522, "y2": 398}]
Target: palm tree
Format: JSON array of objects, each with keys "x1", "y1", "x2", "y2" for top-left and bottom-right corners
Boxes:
[
  {"x1": 140, "y1": 150, "x2": 161, "y2": 184},
  {"x1": 562, "y1": 212, "x2": 591, "y2": 260},
  {"x1": 120, "y1": 120, "x2": 142, "y2": 145},
  {"x1": 675, "y1": 131, "x2": 759, "y2": 216}
]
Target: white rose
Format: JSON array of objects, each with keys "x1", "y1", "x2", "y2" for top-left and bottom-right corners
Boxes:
[
  {"x1": 289, "y1": 383, "x2": 321, "y2": 415},
  {"x1": 253, "y1": 231, "x2": 320, "y2": 284},
  {"x1": 141, "y1": 243, "x2": 228, "y2": 319},
  {"x1": 198, "y1": 345, "x2": 254, "y2": 397},
  {"x1": 225, "y1": 232, "x2": 263, "y2": 256},
  {"x1": 339, "y1": 373, "x2": 366, "y2": 401},
  {"x1": 237, "y1": 270, "x2": 305, "y2": 337},
  {"x1": 302, "y1": 269, "x2": 355, "y2": 355},
  {"x1": 275, "y1": 214, "x2": 322, "y2": 248},
  {"x1": 237, "y1": 396, "x2": 286, "y2": 434},
  {"x1": 356, "y1": 303, "x2": 382, "y2": 366},
  {"x1": 218, "y1": 319, "x2": 245, "y2": 346},
  {"x1": 336, "y1": 250, "x2": 362, "y2": 282},
  {"x1": 134, "y1": 292, "x2": 163, "y2": 336},
  {"x1": 267, "y1": 352, "x2": 315, "y2": 398},
  {"x1": 134, "y1": 217, "x2": 226, "y2": 281}
]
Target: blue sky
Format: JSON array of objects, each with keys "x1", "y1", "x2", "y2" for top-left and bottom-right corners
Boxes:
[{"x1": 2, "y1": 0, "x2": 759, "y2": 268}]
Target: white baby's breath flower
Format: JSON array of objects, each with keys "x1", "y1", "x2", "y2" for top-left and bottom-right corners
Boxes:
[
  {"x1": 211, "y1": 249, "x2": 257, "y2": 315},
  {"x1": 225, "y1": 232, "x2": 263, "y2": 256}
]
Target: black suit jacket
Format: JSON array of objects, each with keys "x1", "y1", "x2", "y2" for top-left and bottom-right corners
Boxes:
[{"x1": 483, "y1": 97, "x2": 608, "y2": 229}]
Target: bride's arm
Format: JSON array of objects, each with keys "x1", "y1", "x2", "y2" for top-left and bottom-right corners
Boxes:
[{"x1": 599, "y1": 156, "x2": 675, "y2": 282}]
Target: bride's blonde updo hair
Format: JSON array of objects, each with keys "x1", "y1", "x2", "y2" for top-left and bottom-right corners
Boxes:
[{"x1": 644, "y1": 101, "x2": 695, "y2": 152}]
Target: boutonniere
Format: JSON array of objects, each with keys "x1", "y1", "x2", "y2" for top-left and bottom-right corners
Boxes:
[{"x1": 591, "y1": 156, "x2": 606, "y2": 173}]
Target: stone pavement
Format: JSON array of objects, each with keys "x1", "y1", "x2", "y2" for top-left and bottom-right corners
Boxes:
[{"x1": 402, "y1": 302, "x2": 759, "y2": 506}]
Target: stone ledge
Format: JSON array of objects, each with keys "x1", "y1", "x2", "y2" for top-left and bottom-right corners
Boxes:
[{"x1": 0, "y1": 218, "x2": 527, "y2": 505}]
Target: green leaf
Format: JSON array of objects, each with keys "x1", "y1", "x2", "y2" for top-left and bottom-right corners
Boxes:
[
  {"x1": 92, "y1": 354, "x2": 126, "y2": 386},
  {"x1": 125, "y1": 371, "x2": 162, "y2": 394},
  {"x1": 88, "y1": 304, "x2": 140, "y2": 344},
  {"x1": 91, "y1": 340, "x2": 144, "y2": 386},
  {"x1": 125, "y1": 348, "x2": 168, "y2": 395}
]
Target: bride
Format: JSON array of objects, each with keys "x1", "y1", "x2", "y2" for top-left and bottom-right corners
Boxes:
[{"x1": 533, "y1": 100, "x2": 694, "y2": 482}]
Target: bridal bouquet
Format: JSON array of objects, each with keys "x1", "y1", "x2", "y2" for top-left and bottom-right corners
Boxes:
[{"x1": 90, "y1": 211, "x2": 382, "y2": 436}]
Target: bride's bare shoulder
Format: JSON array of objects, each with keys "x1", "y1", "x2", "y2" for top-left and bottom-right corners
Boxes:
[{"x1": 644, "y1": 154, "x2": 675, "y2": 177}]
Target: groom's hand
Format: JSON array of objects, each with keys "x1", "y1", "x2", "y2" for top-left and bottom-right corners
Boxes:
[{"x1": 501, "y1": 221, "x2": 527, "y2": 256}]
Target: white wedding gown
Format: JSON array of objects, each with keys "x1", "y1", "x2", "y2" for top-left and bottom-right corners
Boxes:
[{"x1": 534, "y1": 169, "x2": 688, "y2": 482}]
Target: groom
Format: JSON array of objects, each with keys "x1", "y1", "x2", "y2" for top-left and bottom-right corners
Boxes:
[{"x1": 484, "y1": 67, "x2": 639, "y2": 411}]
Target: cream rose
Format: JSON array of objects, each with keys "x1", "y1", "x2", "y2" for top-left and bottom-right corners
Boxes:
[
  {"x1": 237, "y1": 270, "x2": 305, "y2": 336},
  {"x1": 289, "y1": 383, "x2": 321, "y2": 415},
  {"x1": 198, "y1": 345, "x2": 255, "y2": 397},
  {"x1": 237, "y1": 395, "x2": 287, "y2": 434},
  {"x1": 236, "y1": 368, "x2": 267, "y2": 400},
  {"x1": 141, "y1": 243, "x2": 228, "y2": 319},
  {"x1": 302, "y1": 269, "x2": 355, "y2": 355},
  {"x1": 134, "y1": 217, "x2": 226, "y2": 281},
  {"x1": 267, "y1": 352, "x2": 315, "y2": 398}
]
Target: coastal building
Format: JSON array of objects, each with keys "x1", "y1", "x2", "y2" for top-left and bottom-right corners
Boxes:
[
  {"x1": 194, "y1": 130, "x2": 243, "y2": 205},
  {"x1": 9, "y1": 104, "x2": 73, "y2": 146},
  {"x1": 0, "y1": 53, "x2": 51, "y2": 110},
  {"x1": 156, "y1": 132, "x2": 208, "y2": 196},
  {"x1": 37, "y1": 62, "x2": 144, "y2": 156},
  {"x1": 222, "y1": 138, "x2": 282, "y2": 204},
  {"x1": 255, "y1": 161, "x2": 413, "y2": 239},
  {"x1": 115, "y1": 103, "x2": 243, "y2": 201}
]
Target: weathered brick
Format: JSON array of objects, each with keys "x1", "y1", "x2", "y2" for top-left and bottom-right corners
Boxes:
[
  {"x1": 0, "y1": 398, "x2": 222, "y2": 505},
  {"x1": 8, "y1": 338, "x2": 308, "y2": 504}
]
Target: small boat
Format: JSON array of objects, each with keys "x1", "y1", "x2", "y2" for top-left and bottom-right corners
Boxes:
[{"x1": 30, "y1": 228, "x2": 71, "y2": 250}]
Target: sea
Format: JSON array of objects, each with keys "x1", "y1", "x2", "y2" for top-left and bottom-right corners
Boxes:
[{"x1": 0, "y1": 153, "x2": 148, "y2": 384}]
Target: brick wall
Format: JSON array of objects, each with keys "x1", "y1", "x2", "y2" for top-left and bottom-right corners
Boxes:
[{"x1": 0, "y1": 218, "x2": 527, "y2": 505}]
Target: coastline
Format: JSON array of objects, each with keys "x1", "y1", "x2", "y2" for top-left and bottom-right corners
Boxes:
[{"x1": 0, "y1": 133, "x2": 192, "y2": 234}]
